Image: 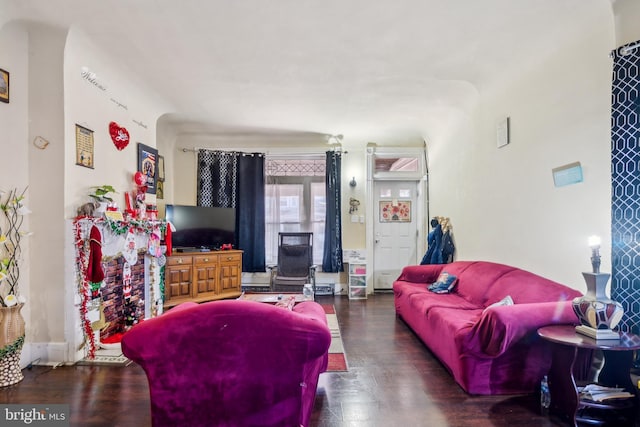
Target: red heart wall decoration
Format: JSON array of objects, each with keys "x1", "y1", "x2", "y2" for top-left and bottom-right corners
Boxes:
[{"x1": 109, "y1": 121, "x2": 130, "y2": 151}]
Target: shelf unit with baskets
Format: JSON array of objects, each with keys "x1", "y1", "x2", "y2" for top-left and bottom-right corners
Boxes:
[{"x1": 348, "y1": 262, "x2": 367, "y2": 299}]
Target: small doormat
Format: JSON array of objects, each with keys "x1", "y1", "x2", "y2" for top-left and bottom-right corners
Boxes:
[
  {"x1": 76, "y1": 347, "x2": 131, "y2": 366},
  {"x1": 322, "y1": 304, "x2": 348, "y2": 372}
]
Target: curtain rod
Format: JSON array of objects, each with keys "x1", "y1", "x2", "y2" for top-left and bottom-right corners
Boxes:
[
  {"x1": 613, "y1": 41, "x2": 640, "y2": 57},
  {"x1": 179, "y1": 146, "x2": 345, "y2": 155}
]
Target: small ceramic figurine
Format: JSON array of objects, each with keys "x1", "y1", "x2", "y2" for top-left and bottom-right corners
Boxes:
[{"x1": 77, "y1": 201, "x2": 98, "y2": 217}]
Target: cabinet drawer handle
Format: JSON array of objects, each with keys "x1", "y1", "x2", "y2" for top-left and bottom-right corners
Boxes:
[
  {"x1": 226, "y1": 256, "x2": 233, "y2": 261},
  {"x1": 177, "y1": 259, "x2": 183, "y2": 264},
  {"x1": 203, "y1": 258, "x2": 209, "y2": 262}
]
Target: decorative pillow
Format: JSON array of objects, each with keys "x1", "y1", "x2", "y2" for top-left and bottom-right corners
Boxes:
[
  {"x1": 428, "y1": 271, "x2": 458, "y2": 294},
  {"x1": 483, "y1": 295, "x2": 514, "y2": 313}
]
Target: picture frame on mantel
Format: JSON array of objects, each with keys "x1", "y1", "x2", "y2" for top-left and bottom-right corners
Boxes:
[
  {"x1": 0, "y1": 68, "x2": 9, "y2": 103},
  {"x1": 156, "y1": 181, "x2": 164, "y2": 199},
  {"x1": 137, "y1": 143, "x2": 158, "y2": 195}
]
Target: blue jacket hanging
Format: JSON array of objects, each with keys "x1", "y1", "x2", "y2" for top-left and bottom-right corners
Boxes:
[
  {"x1": 441, "y1": 229, "x2": 455, "y2": 264},
  {"x1": 420, "y1": 222, "x2": 442, "y2": 265}
]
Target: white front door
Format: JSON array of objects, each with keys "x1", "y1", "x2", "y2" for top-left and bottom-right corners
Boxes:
[{"x1": 373, "y1": 181, "x2": 419, "y2": 290}]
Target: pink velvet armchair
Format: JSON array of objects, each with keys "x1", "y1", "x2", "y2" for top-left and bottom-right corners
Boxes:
[{"x1": 121, "y1": 299, "x2": 331, "y2": 427}]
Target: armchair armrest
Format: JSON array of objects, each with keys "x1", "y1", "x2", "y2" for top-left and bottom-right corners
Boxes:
[
  {"x1": 460, "y1": 300, "x2": 579, "y2": 358},
  {"x1": 395, "y1": 264, "x2": 445, "y2": 284}
]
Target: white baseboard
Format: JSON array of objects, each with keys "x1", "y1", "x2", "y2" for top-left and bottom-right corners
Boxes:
[{"x1": 26, "y1": 342, "x2": 70, "y2": 366}]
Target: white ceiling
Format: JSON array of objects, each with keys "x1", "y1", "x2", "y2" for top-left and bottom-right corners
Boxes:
[{"x1": 2, "y1": 0, "x2": 610, "y2": 144}]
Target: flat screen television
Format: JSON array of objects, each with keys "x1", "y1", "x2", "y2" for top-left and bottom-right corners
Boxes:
[{"x1": 165, "y1": 204, "x2": 236, "y2": 251}]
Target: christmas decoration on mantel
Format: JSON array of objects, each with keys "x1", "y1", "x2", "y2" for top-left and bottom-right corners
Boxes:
[
  {"x1": 73, "y1": 216, "x2": 167, "y2": 359},
  {"x1": 74, "y1": 172, "x2": 166, "y2": 359}
]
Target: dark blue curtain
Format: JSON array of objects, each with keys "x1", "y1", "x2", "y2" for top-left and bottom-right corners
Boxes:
[
  {"x1": 237, "y1": 154, "x2": 265, "y2": 272},
  {"x1": 197, "y1": 150, "x2": 266, "y2": 272},
  {"x1": 611, "y1": 41, "x2": 640, "y2": 333},
  {"x1": 322, "y1": 151, "x2": 344, "y2": 272}
]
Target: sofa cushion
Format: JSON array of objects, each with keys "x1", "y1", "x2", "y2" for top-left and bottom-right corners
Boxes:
[
  {"x1": 395, "y1": 281, "x2": 478, "y2": 315},
  {"x1": 485, "y1": 269, "x2": 581, "y2": 304},
  {"x1": 426, "y1": 306, "x2": 482, "y2": 370},
  {"x1": 428, "y1": 306, "x2": 480, "y2": 336},
  {"x1": 454, "y1": 262, "x2": 517, "y2": 306}
]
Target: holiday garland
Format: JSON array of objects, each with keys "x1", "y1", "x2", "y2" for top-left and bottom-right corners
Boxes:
[
  {"x1": 102, "y1": 217, "x2": 166, "y2": 236},
  {"x1": 0, "y1": 335, "x2": 24, "y2": 360},
  {"x1": 74, "y1": 220, "x2": 96, "y2": 359},
  {"x1": 149, "y1": 258, "x2": 156, "y2": 318}
]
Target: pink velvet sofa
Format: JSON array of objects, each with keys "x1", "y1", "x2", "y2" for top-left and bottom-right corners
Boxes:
[
  {"x1": 393, "y1": 261, "x2": 582, "y2": 395},
  {"x1": 121, "y1": 299, "x2": 331, "y2": 427}
]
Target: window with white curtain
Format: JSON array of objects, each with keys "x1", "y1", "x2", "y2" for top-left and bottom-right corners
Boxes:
[{"x1": 265, "y1": 157, "x2": 326, "y2": 266}]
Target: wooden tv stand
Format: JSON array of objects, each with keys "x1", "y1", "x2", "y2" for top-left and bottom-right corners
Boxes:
[{"x1": 164, "y1": 250, "x2": 243, "y2": 309}]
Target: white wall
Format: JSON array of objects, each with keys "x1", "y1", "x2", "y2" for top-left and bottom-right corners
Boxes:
[
  {"x1": 428, "y1": 11, "x2": 614, "y2": 290},
  {"x1": 0, "y1": 22, "x2": 31, "y2": 364},
  {"x1": 26, "y1": 23, "x2": 67, "y2": 352},
  {"x1": 64, "y1": 27, "x2": 170, "y2": 217},
  {"x1": 612, "y1": 0, "x2": 640, "y2": 46},
  {"x1": 0, "y1": 23, "x2": 28, "y2": 179},
  {"x1": 60, "y1": 28, "x2": 171, "y2": 362}
]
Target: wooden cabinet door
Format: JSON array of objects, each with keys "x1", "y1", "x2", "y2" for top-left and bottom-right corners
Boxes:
[
  {"x1": 219, "y1": 252, "x2": 242, "y2": 294},
  {"x1": 164, "y1": 250, "x2": 243, "y2": 309},
  {"x1": 165, "y1": 255, "x2": 194, "y2": 306},
  {"x1": 193, "y1": 254, "x2": 219, "y2": 299}
]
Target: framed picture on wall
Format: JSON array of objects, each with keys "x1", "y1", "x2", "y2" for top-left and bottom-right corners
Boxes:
[
  {"x1": 0, "y1": 68, "x2": 9, "y2": 103},
  {"x1": 157, "y1": 181, "x2": 164, "y2": 199},
  {"x1": 379, "y1": 200, "x2": 411, "y2": 222},
  {"x1": 157, "y1": 155, "x2": 165, "y2": 181},
  {"x1": 137, "y1": 143, "x2": 158, "y2": 194},
  {"x1": 75, "y1": 124, "x2": 95, "y2": 169}
]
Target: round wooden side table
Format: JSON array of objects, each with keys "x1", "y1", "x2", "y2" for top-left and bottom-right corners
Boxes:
[{"x1": 538, "y1": 324, "x2": 640, "y2": 426}]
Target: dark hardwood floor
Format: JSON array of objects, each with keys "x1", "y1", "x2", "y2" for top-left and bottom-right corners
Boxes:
[{"x1": 0, "y1": 293, "x2": 619, "y2": 426}]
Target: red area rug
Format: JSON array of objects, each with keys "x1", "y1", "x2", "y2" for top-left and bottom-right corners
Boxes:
[{"x1": 321, "y1": 304, "x2": 348, "y2": 372}]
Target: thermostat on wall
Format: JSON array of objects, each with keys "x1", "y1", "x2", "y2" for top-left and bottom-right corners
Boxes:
[
  {"x1": 497, "y1": 117, "x2": 510, "y2": 148},
  {"x1": 552, "y1": 162, "x2": 583, "y2": 187}
]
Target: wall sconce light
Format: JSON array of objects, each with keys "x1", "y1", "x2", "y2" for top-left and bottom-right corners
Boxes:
[
  {"x1": 327, "y1": 134, "x2": 344, "y2": 145},
  {"x1": 349, "y1": 177, "x2": 357, "y2": 187}
]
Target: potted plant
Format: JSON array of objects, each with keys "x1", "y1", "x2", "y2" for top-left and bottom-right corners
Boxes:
[
  {"x1": 89, "y1": 185, "x2": 117, "y2": 214},
  {"x1": 0, "y1": 187, "x2": 29, "y2": 387}
]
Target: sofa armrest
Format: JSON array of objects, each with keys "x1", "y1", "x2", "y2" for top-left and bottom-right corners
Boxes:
[
  {"x1": 165, "y1": 301, "x2": 199, "y2": 314},
  {"x1": 395, "y1": 264, "x2": 445, "y2": 285},
  {"x1": 293, "y1": 301, "x2": 328, "y2": 326},
  {"x1": 461, "y1": 300, "x2": 579, "y2": 358}
]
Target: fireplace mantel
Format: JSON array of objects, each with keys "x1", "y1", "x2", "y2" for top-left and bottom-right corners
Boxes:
[{"x1": 66, "y1": 217, "x2": 167, "y2": 361}]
